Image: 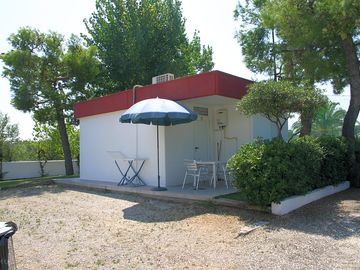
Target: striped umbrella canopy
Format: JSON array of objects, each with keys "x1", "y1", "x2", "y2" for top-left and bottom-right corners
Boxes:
[
  {"x1": 120, "y1": 97, "x2": 197, "y2": 191},
  {"x1": 120, "y1": 97, "x2": 197, "y2": 126}
]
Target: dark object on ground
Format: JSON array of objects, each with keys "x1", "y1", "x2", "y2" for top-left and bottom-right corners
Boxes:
[{"x1": 0, "y1": 222, "x2": 17, "y2": 270}]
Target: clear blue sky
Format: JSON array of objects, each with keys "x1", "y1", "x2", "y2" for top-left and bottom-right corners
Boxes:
[{"x1": 0, "y1": 0, "x2": 350, "y2": 139}]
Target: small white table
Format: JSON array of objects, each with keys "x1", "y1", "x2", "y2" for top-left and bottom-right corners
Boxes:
[
  {"x1": 196, "y1": 161, "x2": 227, "y2": 189},
  {"x1": 107, "y1": 151, "x2": 146, "y2": 186},
  {"x1": 115, "y1": 158, "x2": 146, "y2": 186}
]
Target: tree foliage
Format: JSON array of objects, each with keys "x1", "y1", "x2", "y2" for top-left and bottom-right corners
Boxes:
[
  {"x1": 0, "y1": 112, "x2": 19, "y2": 178},
  {"x1": 234, "y1": 0, "x2": 283, "y2": 80},
  {"x1": 237, "y1": 80, "x2": 326, "y2": 139},
  {"x1": 32, "y1": 121, "x2": 79, "y2": 158},
  {"x1": 84, "y1": 0, "x2": 214, "y2": 92},
  {"x1": 234, "y1": 0, "x2": 332, "y2": 136},
  {"x1": 32, "y1": 122, "x2": 79, "y2": 176},
  {"x1": 292, "y1": 101, "x2": 348, "y2": 137},
  {"x1": 0, "y1": 28, "x2": 101, "y2": 175},
  {"x1": 234, "y1": 0, "x2": 324, "y2": 83},
  {"x1": 261, "y1": 0, "x2": 360, "y2": 186},
  {"x1": 33, "y1": 123, "x2": 63, "y2": 163},
  {"x1": 3, "y1": 123, "x2": 79, "y2": 163},
  {"x1": 261, "y1": 0, "x2": 358, "y2": 91},
  {"x1": 7, "y1": 140, "x2": 38, "y2": 161}
]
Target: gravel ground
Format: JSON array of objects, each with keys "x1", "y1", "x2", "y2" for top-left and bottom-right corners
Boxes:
[{"x1": 0, "y1": 184, "x2": 359, "y2": 270}]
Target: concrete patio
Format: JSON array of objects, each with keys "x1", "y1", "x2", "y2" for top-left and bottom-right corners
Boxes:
[{"x1": 54, "y1": 178, "x2": 237, "y2": 203}]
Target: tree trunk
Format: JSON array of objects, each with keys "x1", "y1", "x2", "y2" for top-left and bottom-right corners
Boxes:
[
  {"x1": 299, "y1": 113, "x2": 313, "y2": 137},
  {"x1": 276, "y1": 123, "x2": 283, "y2": 140},
  {"x1": 341, "y1": 35, "x2": 360, "y2": 187},
  {"x1": 271, "y1": 29, "x2": 277, "y2": 81},
  {"x1": 0, "y1": 141, "x2": 3, "y2": 179},
  {"x1": 56, "y1": 109, "x2": 74, "y2": 176},
  {"x1": 0, "y1": 159, "x2": 4, "y2": 180}
]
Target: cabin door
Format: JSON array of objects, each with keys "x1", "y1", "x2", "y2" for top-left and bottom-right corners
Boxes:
[{"x1": 193, "y1": 113, "x2": 210, "y2": 161}]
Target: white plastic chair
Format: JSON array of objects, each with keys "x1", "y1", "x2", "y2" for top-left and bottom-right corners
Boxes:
[{"x1": 182, "y1": 159, "x2": 206, "y2": 190}]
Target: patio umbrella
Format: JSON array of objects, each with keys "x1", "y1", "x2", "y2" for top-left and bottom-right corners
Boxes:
[{"x1": 120, "y1": 97, "x2": 197, "y2": 191}]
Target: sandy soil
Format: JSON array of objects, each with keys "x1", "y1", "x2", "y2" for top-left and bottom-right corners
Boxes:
[{"x1": 0, "y1": 184, "x2": 359, "y2": 269}]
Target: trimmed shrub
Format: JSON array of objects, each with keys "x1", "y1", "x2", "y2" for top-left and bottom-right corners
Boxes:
[
  {"x1": 354, "y1": 137, "x2": 360, "y2": 163},
  {"x1": 228, "y1": 136, "x2": 349, "y2": 206},
  {"x1": 317, "y1": 136, "x2": 348, "y2": 187},
  {"x1": 227, "y1": 137, "x2": 323, "y2": 206}
]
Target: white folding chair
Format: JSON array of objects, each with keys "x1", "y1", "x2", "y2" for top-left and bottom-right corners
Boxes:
[
  {"x1": 182, "y1": 159, "x2": 206, "y2": 190},
  {"x1": 208, "y1": 163, "x2": 229, "y2": 189},
  {"x1": 219, "y1": 164, "x2": 230, "y2": 189}
]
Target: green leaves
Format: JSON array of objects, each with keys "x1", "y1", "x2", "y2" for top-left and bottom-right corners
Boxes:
[
  {"x1": 236, "y1": 80, "x2": 326, "y2": 138},
  {"x1": 234, "y1": 0, "x2": 282, "y2": 79},
  {"x1": 84, "y1": 0, "x2": 214, "y2": 93},
  {"x1": 1, "y1": 27, "x2": 101, "y2": 124},
  {"x1": 317, "y1": 136, "x2": 349, "y2": 187},
  {"x1": 227, "y1": 136, "x2": 347, "y2": 206},
  {"x1": 0, "y1": 112, "x2": 19, "y2": 147},
  {"x1": 237, "y1": 80, "x2": 297, "y2": 117},
  {"x1": 33, "y1": 122, "x2": 63, "y2": 162},
  {"x1": 1, "y1": 27, "x2": 101, "y2": 175},
  {"x1": 0, "y1": 112, "x2": 19, "y2": 178},
  {"x1": 183, "y1": 31, "x2": 214, "y2": 75},
  {"x1": 292, "y1": 101, "x2": 347, "y2": 137},
  {"x1": 261, "y1": 0, "x2": 359, "y2": 91},
  {"x1": 32, "y1": 121, "x2": 79, "y2": 162}
]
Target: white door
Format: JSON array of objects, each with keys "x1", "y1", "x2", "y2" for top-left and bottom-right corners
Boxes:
[{"x1": 193, "y1": 115, "x2": 209, "y2": 161}]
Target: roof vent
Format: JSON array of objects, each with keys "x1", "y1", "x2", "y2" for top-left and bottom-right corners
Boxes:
[{"x1": 152, "y1": 73, "x2": 175, "y2": 84}]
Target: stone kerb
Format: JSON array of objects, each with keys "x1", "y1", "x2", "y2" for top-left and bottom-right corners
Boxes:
[{"x1": 271, "y1": 181, "x2": 350, "y2": 215}]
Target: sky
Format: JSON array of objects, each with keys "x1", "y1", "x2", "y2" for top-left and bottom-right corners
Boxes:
[{"x1": 0, "y1": 0, "x2": 351, "y2": 139}]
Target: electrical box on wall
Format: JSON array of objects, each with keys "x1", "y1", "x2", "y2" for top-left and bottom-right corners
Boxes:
[{"x1": 215, "y1": 109, "x2": 228, "y2": 128}]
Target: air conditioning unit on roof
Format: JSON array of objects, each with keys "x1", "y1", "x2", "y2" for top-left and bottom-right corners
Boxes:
[{"x1": 152, "y1": 73, "x2": 175, "y2": 84}]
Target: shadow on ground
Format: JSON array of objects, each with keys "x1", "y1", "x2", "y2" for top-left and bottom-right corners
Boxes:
[
  {"x1": 265, "y1": 188, "x2": 360, "y2": 240},
  {"x1": 2, "y1": 183, "x2": 359, "y2": 240},
  {"x1": 0, "y1": 182, "x2": 65, "y2": 200},
  {"x1": 49, "y1": 184, "x2": 264, "y2": 225},
  {"x1": 78, "y1": 185, "x2": 360, "y2": 240}
]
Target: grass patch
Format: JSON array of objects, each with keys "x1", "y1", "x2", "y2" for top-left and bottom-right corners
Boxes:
[
  {"x1": 65, "y1": 261, "x2": 80, "y2": 268},
  {"x1": 95, "y1": 259, "x2": 105, "y2": 266},
  {"x1": 197, "y1": 199, "x2": 217, "y2": 208},
  {"x1": 0, "y1": 175, "x2": 79, "y2": 189},
  {"x1": 216, "y1": 192, "x2": 247, "y2": 202}
]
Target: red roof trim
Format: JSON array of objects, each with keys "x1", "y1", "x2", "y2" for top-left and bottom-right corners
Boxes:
[{"x1": 74, "y1": 70, "x2": 252, "y2": 119}]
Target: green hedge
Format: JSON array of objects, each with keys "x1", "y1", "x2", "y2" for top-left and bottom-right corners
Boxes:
[
  {"x1": 227, "y1": 136, "x2": 348, "y2": 206},
  {"x1": 354, "y1": 137, "x2": 360, "y2": 163},
  {"x1": 317, "y1": 136, "x2": 348, "y2": 188}
]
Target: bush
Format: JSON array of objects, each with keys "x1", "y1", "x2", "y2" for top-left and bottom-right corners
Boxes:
[
  {"x1": 227, "y1": 137, "x2": 323, "y2": 206},
  {"x1": 354, "y1": 137, "x2": 360, "y2": 163},
  {"x1": 317, "y1": 136, "x2": 348, "y2": 187},
  {"x1": 227, "y1": 136, "x2": 348, "y2": 206}
]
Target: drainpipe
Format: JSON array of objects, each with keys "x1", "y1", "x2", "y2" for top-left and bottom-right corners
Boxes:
[
  {"x1": 132, "y1": 85, "x2": 143, "y2": 105},
  {"x1": 132, "y1": 85, "x2": 143, "y2": 163}
]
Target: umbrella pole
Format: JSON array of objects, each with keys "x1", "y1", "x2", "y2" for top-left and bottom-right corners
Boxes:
[
  {"x1": 152, "y1": 123, "x2": 167, "y2": 191},
  {"x1": 157, "y1": 124, "x2": 160, "y2": 187}
]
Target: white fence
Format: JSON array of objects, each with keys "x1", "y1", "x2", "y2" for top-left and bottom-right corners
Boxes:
[{"x1": 2, "y1": 160, "x2": 79, "y2": 180}]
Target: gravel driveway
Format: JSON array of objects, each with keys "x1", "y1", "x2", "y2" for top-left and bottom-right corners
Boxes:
[{"x1": 0, "y1": 184, "x2": 359, "y2": 269}]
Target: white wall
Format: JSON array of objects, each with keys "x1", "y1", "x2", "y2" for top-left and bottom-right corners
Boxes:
[
  {"x1": 79, "y1": 111, "x2": 166, "y2": 187},
  {"x1": 164, "y1": 102, "x2": 254, "y2": 186},
  {"x1": 79, "y1": 99, "x2": 288, "y2": 187},
  {"x1": 164, "y1": 122, "x2": 195, "y2": 186},
  {"x1": 212, "y1": 104, "x2": 252, "y2": 162},
  {"x1": 251, "y1": 114, "x2": 288, "y2": 141},
  {"x1": 2, "y1": 160, "x2": 79, "y2": 180}
]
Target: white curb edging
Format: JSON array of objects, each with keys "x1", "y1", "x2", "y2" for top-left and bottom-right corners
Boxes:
[{"x1": 271, "y1": 181, "x2": 350, "y2": 216}]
